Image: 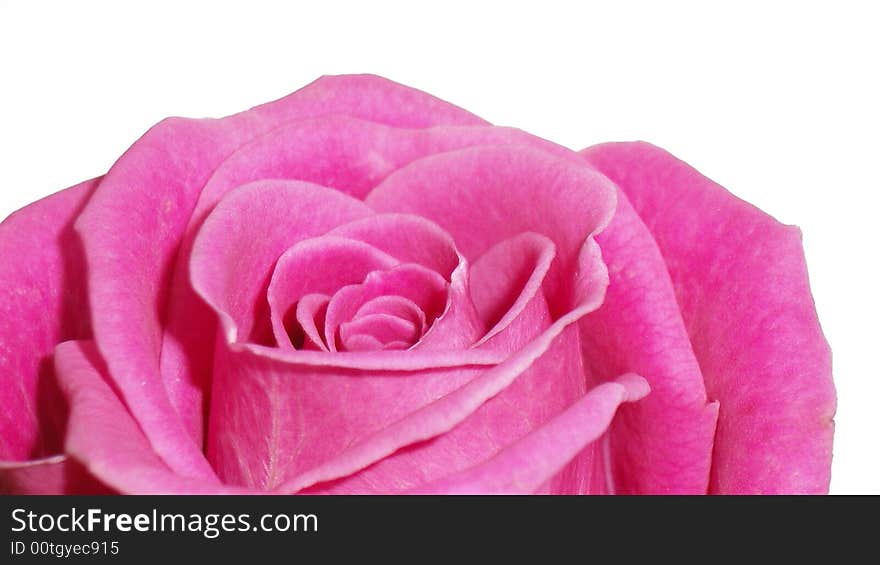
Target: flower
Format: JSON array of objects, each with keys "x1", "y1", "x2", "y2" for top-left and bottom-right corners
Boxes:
[{"x1": 0, "y1": 74, "x2": 835, "y2": 494}]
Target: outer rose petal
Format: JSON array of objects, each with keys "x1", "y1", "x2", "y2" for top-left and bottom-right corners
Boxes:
[
  {"x1": 0, "y1": 178, "x2": 99, "y2": 463},
  {"x1": 582, "y1": 141, "x2": 835, "y2": 494},
  {"x1": 74, "y1": 75, "x2": 485, "y2": 479},
  {"x1": 294, "y1": 294, "x2": 332, "y2": 351},
  {"x1": 0, "y1": 456, "x2": 110, "y2": 495},
  {"x1": 579, "y1": 192, "x2": 718, "y2": 494},
  {"x1": 328, "y1": 214, "x2": 460, "y2": 281},
  {"x1": 54, "y1": 340, "x2": 248, "y2": 494}
]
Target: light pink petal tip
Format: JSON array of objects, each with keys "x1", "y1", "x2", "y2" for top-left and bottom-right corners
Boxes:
[{"x1": 582, "y1": 141, "x2": 835, "y2": 494}]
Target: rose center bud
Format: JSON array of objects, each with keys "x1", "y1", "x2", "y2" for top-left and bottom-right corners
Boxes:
[
  {"x1": 337, "y1": 294, "x2": 428, "y2": 351},
  {"x1": 264, "y1": 213, "x2": 486, "y2": 353},
  {"x1": 325, "y1": 264, "x2": 447, "y2": 352}
]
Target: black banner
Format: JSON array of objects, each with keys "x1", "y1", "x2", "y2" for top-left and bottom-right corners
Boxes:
[{"x1": 1, "y1": 496, "x2": 874, "y2": 561}]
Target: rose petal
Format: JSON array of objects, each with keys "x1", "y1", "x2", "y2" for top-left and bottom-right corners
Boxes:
[
  {"x1": 328, "y1": 213, "x2": 460, "y2": 278},
  {"x1": 75, "y1": 75, "x2": 484, "y2": 477},
  {"x1": 582, "y1": 141, "x2": 835, "y2": 494},
  {"x1": 365, "y1": 145, "x2": 617, "y2": 316},
  {"x1": 579, "y1": 192, "x2": 719, "y2": 494},
  {"x1": 354, "y1": 295, "x2": 427, "y2": 334},
  {"x1": 0, "y1": 178, "x2": 99, "y2": 461},
  {"x1": 409, "y1": 374, "x2": 649, "y2": 494},
  {"x1": 267, "y1": 236, "x2": 400, "y2": 349},
  {"x1": 339, "y1": 314, "x2": 420, "y2": 350},
  {"x1": 470, "y1": 233, "x2": 556, "y2": 350},
  {"x1": 196, "y1": 118, "x2": 567, "y2": 214},
  {"x1": 0, "y1": 455, "x2": 110, "y2": 495},
  {"x1": 294, "y1": 294, "x2": 331, "y2": 351},
  {"x1": 55, "y1": 340, "x2": 247, "y2": 494}
]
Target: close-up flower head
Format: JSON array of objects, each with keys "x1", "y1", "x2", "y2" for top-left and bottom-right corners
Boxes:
[{"x1": 0, "y1": 74, "x2": 835, "y2": 495}]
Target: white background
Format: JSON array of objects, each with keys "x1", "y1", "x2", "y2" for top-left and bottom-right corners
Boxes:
[{"x1": 1, "y1": 1, "x2": 877, "y2": 494}]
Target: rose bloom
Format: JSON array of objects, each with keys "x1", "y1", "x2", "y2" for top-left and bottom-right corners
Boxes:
[{"x1": 0, "y1": 75, "x2": 834, "y2": 495}]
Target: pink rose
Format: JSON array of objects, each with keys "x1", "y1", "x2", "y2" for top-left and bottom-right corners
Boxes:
[{"x1": 0, "y1": 75, "x2": 834, "y2": 494}]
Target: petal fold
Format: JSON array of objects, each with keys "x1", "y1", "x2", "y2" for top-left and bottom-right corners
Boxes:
[
  {"x1": 366, "y1": 145, "x2": 617, "y2": 316},
  {"x1": 582, "y1": 141, "x2": 835, "y2": 493},
  {"x1": 0, "y1": 178, "x2": 99, "y2": 461},
  {"x1": 579, "y1": 192, "x2": 718, "y2": 493},
  {"x1": 0, "y1": 456, "x2": 110, "y2": 494},
  {"x1": 190, "y1": 180, "x2": 373, "y2": 345},
  {"x1": 410, "y1": 374, "x2": 649, "y2": 494},
  {"x1": 267, "y1": 236, "x2": 400, "y2": 349},
  {"x1": 55, "y1": 340, "x2": 244, "y2": 494}
]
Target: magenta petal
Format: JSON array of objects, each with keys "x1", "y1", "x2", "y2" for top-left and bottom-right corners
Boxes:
[
  {"x1": 0, "y1": 456, "x2": 110, "y2": 494},
  {"x1": 206, "y1": 343, "x2": 480, "y2": 489},
  {"x1": 256, "y1": 74, "x2": 488, "y2": 129},
  {"x1": 341, "y1": 334, "x2": 387, "y2": 352},
  {"x1": 0, "y1": 178, "x2": 99, "y2": 461},
  {"x1": 278, "y1": 218, "x2": 613, "y2": 493},
  {"x1": 295, "y1": 294, "x2": 331, "y2": 351},
  {"x1": 194, "y1": 117, "x2": 569, "y2": 212},
  {"x1": 579, "y1": 192, "x2": 718, "y2": 494},
  {"x1": 328, "y1": 214, "x2": 460, "y2": 279},
  {"x1": 354, "y1": 295, "x2": 427, "y2": 334},
  {"x1": 470, "y1": 233, "x2": 556, "y2": 350},
  {"x1": 304, "y1": 324, "x2": 591, "y2": 494},
  {"x1": 54, "y1": 340, "x2": 247, "y2": 494},
  {"x1": 410, "y1": 374, "x2": 649, "y2": 494},
  {"x1": 339, "y1": 314, "x2": 420, "y2": 350},
  {"x1": 365, "y1": 145, "x2": 617, "y2": 315},
  {"x1": 207, "y1": 299, "x2": 597, "y2": 491},
  {"x1": 582, "y1": 142, "x2": 835, "y2": 494},
  {"x1": 190, "y1": 180, "x2": 373, "y2": 346},
  {"x1": 267, "y1": 236, "x2": 400, "y2": 348}
]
